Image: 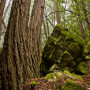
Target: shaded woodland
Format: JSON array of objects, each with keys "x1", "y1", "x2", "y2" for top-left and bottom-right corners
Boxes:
[{"x1": 0, "y1": 0, "x2": 90, "y2": 90}]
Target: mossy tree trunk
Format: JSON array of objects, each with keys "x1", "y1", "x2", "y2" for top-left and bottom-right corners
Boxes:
[
  {"x1": 0, "y1": 0, "x2": 45, "y2": 89},
  {"x1": 0, "y1": 0, "x2": 6, "y2": 39},
  {"x1": 1, "y1": 0, "x2": 31, "y2": 89},
  {"x1": 29, "y1": 0, "x2": 45, "y2": 77}
]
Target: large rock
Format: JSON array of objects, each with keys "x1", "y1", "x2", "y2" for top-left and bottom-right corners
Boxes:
[{"x1": 41, "y1": 24, "x2": 87, "y2": 75}]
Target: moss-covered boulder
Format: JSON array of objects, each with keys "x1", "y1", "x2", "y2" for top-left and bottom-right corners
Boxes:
[
  {"x1": 75, "y1": 62, "x2": 88, "y2": 75},
  {"x1": 41, "y1": 24, "x2": 87, "y2": 75},
  {"x1": 58, "y1": 51, "x2": 76, "y2": 72},
  {"x1": 61, "y1": 79, "x2": 86, "y2": 90},
  {"x1": 45, "y1": 71, "x2": 87, "y2": 90},
  {"x1": 45, "y1": 70, "x2": 83, "y2": 82},
  {"x1": 45, "y1": 72, "x2": 61, "y2": 82}
]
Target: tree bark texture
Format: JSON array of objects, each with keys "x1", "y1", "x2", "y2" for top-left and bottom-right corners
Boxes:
[
  {"x1": 29, "y1": 0, "x2": 45, "y2": 78},
  {"x1": 1, "y1": 0, "x2": 32, "y2": 89},
  {"x1": 0, "y1": 0, "x2": 6, "y2": 39},
  {"x1": 54, "y1": 0, "x2": 60, "y2": 24},
  {"x1": 1, "y1": 0, "x2": 45, "y2": 89}
]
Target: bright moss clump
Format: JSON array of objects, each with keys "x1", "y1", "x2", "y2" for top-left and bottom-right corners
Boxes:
[
  {"x1": 30, "y1": 81, "x2": 37, "y2": 89},
  {"x1": 45, "y1": 73, "x2": 60, "y2": 81},
  {"x1": 62, "y1": 80, "x2": 87, "y2": 90},
  {"x1": 31, "y1": 81, "x2": 37, "y2": 85},
  {"x1": 41, "y1": 24, "x2": 87, "y2": 75},
  {"x1": 75, "y1": 62, "x2": 88, "y2": 75}
]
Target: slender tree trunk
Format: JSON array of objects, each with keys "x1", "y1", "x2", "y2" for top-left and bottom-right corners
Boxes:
[
  {"x1": 81, "y1": 1, "x2": 90, "y2": 30},
  {"x1": 54, "y1": 0, "x2": 60, "y2": 24},
  {"x1": 43, "y1": 19, "x2": 47, "y2": 39},
  {"x1": 54, "y1": 13, "x2": 55, "y2": 26},
  {"x1": 0, "y1": 0, "x2": 6, "y2": 39},
  {"x1": 74, "y1": 0, "x2": 86, "y2": 40},
  {"x1": 64, "y1": 0, "x2": 67, "y2": 28},
  {"x1": 46, "y1": 18, "x2": 50, "y2": 36}
]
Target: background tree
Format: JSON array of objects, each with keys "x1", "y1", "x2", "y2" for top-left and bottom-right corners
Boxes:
[
  {"x1": 0, "y1": 0, "x2": 6, "y2": 39},
  {"x1": 74, "y1": 0, "x2": 86, "y2": 40},
  {"x1": 28, "y1": 0, "x2": 45, "y2": 78},
  {"x1": 54, "y1": 0, "x2": 61, "y2": 24}
]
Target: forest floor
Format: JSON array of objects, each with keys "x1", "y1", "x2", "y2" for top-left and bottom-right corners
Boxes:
[
  {"x1": 82, "y1": 60, "x2": 90, "y2": 89},
  {"x1": 0, "y1": 60, "x2": 90, "y2": 90},
  {"x1": 24, "y1": 60, "x2": 90, "y2": 90}
]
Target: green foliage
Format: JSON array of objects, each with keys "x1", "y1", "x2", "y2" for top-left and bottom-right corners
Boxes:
[{"x1": 62, "y1": 79, "x2": 87, "y2": 90}]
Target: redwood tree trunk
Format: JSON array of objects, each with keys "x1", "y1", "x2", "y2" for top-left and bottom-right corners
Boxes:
[
  {"x1": 1, "y1": 0, "x2": 45, "y2": 89},
  {"x1": 0, "y1": 0, "x2": 6, "y2": 39},
  {"x1": 1, "y1": 0, "x2": 31, "y2": 89},
  {"x1": 29, "y1": 0, "x2": 45, "y2": 77}
]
